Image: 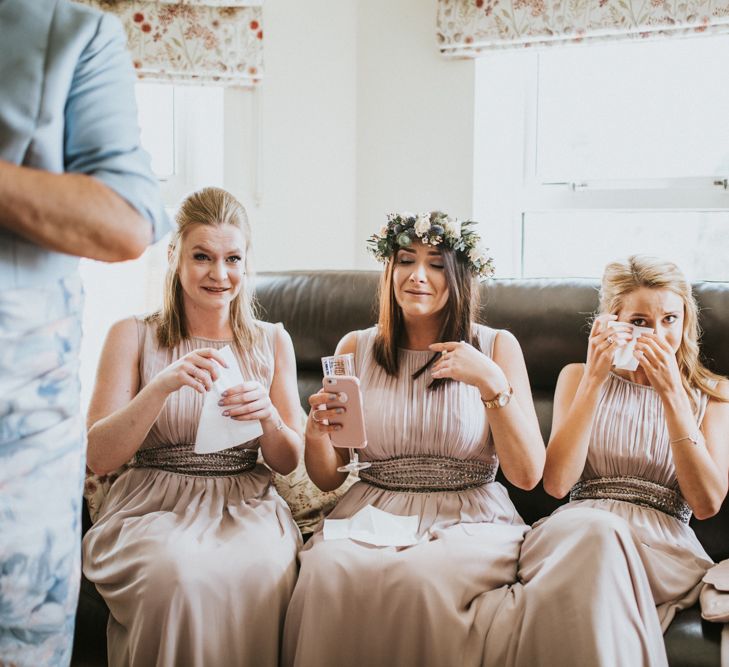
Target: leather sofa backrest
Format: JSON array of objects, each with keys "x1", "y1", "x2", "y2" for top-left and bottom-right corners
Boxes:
[{"x1": 255, "y1": 271, "x2": 729, "y2": 560}]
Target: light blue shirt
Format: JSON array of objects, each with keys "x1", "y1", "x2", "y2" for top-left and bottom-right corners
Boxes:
[{"x1": 0, "y1": 0, "x2": 169, "y2": 290}]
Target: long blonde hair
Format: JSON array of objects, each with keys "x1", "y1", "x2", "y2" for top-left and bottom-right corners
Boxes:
[
  {"x1": 599, "y1": 255, "x2": 726, "y2": 409},
  {"x1": 148, "y1": 187, "x2": 260, "y2": 352}
]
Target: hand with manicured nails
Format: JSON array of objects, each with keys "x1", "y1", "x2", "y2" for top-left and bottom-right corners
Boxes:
[
  {"x1": 306, "y1": 390, "x2": 345, "y2": 436},
  {"x1": 585, "y1": 315, "x2": 632, "y2": 384},
  {"x1": 150, "y1": 348, "x2": 227, "y2": 396},
  {"x1": 219, "y1": 380, "x2": 277, "y2": 422},
  {"x1": 634, "y1": 333, "x2": 683, "y2": 397},
  {"x1": 429, "y1": 340, "x2": 508, "y2": 395}
]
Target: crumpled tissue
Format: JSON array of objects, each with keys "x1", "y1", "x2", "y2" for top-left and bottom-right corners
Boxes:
[
  {"x1": 608, "y1": 321, "x2": 654, "y2": 372},
  {"x1": 194, "y1": 345, "x2": 263, "y2": 454},
  {"x1": 323, "y1": 504, "x2": 421, "y2": 547}
]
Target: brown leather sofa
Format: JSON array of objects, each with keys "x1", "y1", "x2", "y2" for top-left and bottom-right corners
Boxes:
[{"x1": 72, "y1": 271, "x2": 728, "y2": 666}]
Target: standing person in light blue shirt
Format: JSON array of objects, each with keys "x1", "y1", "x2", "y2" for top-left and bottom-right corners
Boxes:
[{"x1": 0, "y1": 1, "x2": 168, "y2": 665}]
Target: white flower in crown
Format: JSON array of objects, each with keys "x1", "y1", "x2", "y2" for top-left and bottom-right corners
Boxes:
[
  {"x1": 367, "y1": 210, "x2": 495, "y2": 280},
  {"x1": 468, "y1": 245, "x2": 484, "y2": 263},
  {"x1": 444, "y1": 218, "x2": 462, "y2": 239},
  {"x1": 414, "y1": 213, "x2": 431, "y2": 236}
]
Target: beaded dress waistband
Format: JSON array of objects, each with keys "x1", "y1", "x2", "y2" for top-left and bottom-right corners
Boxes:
[{"x1": 358, "y1": 455, "x2": 497, "y2": 493}]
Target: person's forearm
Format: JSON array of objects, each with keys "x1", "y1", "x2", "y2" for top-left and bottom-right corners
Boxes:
[
  {"x1": 486, "y1": 400, "x2": 545, "y2": 490},
  {"x1": 87, "y1": 382, "x2": 169, "y2": 475},
  {"x1": 259, "y1": 412, "x2": 303, "y2": 476},
  {"x1": 0, "y1": 160, "x2": 151, "y2": 261},
  {"x1": 304, "y1": 431, "x2": 348, "y2": 492},
  {"x1": 662, "y1": 389, "x2": 727, "y2": 518},
  {"x1": 543, "y1": 377, "x2": 603, "y2": 498}
]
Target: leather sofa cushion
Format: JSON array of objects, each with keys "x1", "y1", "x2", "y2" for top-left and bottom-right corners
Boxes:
[{"x1": 255, "y1": 271, "x2": 729, "y2": 562}]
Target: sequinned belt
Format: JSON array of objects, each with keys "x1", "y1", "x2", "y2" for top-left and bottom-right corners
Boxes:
[
  {"x1": 570, "y1": 475, "x2": 692, "y2": 524},
  {"x1": 358, "y1": 455, "x2": 497, "y2": 493},
  {"x1": 130, "y1": 444, "x2": 258, "y2": 477}
]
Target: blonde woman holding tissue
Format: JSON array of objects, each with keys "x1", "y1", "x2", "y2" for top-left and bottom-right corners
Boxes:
[
  {"x1": 486, "y1": 255, "x2": 729, "y2": 667},
  {"x1": 83, "y1": 187, "x2": 303, "y2": 667},
  {"x1": 283, "y1": 212, "x2": 545, "y2": 667}
]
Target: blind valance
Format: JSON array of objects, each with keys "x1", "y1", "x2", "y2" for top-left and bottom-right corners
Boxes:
[
  {"x1": 79, "y1": 0, "x2": 264, "y2": 86},
  {"x1": 437, "y1": 0, "x2": 729, "y2": 56}
]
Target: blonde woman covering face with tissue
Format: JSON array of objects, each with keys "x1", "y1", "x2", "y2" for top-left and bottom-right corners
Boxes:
[
  {"x1": 83, "y1": 187, "x2": 303, "y2": 667},
  {"x1": 486, "y1": 255, "x2": 729, "y2": 667},
  {"x1": 282, "y1": 212, "x2": 545, "y2": 667}
]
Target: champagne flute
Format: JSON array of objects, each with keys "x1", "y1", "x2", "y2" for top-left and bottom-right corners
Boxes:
[{"x1": 321, "y1": 353, "x2": 371, "y2": 473}]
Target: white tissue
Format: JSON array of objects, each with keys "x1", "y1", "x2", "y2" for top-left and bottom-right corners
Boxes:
[
  {"x1": 607, "y1": 321, "x2": 654, "y2": 371},
  {"x1": 323, "y1": 504, "x2": 421, "y2": 547},
  {"x1": 194, "y1": 345, "x2": 263, "y2": 454}
]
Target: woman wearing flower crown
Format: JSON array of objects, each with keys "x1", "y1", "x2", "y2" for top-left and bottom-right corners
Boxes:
[
  {"x1": 485, "y1": 256, "x2": 729, "y2": 667},
  {"x1": 282, "y1": 211, "x2": 545, "y2": 666},
  {"x1": 82, "y1": 187, "x2": 303, "y2": 667}
]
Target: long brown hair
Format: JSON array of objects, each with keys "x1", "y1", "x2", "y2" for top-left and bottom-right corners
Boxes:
[
  {"x1": 599, "y1": 255, "x2": 726, "y2": 410},
  {"x1": 147, "y1": 187, "x2": 260, "y2": 352},
  {"x1": 373, "y1": 242, "x2": 480, "y2": 388}
]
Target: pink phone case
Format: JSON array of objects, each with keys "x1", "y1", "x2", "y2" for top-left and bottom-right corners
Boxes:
[{"x1": 323, "y1": 375, "x2": 367, "y2": 449}]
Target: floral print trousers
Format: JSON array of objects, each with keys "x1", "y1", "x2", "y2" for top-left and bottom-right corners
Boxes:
[{"x1": 0, "y1": 275, "x2": 84, "y2": 667}]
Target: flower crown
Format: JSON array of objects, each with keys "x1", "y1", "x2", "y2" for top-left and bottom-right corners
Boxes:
[{"x1": 366, "y1": 211, "x2": 495, "y2": 280}]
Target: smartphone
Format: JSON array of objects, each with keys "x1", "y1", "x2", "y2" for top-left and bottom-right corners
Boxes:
[{"x1": 322, "y1": 375, "x2": 367, "y2": 449}]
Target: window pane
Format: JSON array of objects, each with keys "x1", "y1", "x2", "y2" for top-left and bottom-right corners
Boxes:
[
  {"x1": 78, "y1": 230, "x2": 169, "y2": 413},
  {"x1": 523, "y1": 211, "x2": 729, "y2": 280},
  {"x1": 536, "y1": 37, "x2": 729, "y2": 182},
  {"x1": 135, "y1": 83, "x2": 174, "y2": 179}
]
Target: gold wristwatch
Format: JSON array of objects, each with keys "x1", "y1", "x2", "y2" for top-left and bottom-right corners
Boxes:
[{"x1": 481, "y1": 385, "x2": 513, "y2": 409}]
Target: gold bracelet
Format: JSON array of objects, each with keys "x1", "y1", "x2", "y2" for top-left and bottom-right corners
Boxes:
[{"x1": 669, "y1": 434, "x2": 699, "y2": 446}]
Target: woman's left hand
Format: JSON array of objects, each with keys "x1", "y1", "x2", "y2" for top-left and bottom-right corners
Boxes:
[
  {"x1": 430, "y1": 341, "x2": 508, "y2": 395},
  {"x1": 218, "y1": 381, "x2": 275, "y2": 422},
  {"x1": 634, "y1": 333, "x2": 683, "y2": 396}
]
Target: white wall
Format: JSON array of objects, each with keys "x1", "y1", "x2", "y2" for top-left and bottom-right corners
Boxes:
[
  {"x1": 226, "y1": 0, "x2": 476, "y2": 272},
  {"x1": 354, "y1": 0, "x2": 476, "y2": 268},
  {"x1": 229, "y1": 0, "x2": 359, "y2": 272}
]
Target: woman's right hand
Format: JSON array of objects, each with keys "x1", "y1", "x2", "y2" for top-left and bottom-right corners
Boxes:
[
  {"x1": 150, "y1": 348, "x2": 228, "y2": 396},
  {"x1": 585, "y1": 315, "x2": 631, "y2": 383},
  {"x1": 305, "y1": 389, "x2": 344, "y2": 438}
]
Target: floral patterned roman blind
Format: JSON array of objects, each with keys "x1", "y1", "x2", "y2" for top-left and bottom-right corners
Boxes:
[
  {"x1": 77, "y1": 0, "x2": 264, "y2": 86},
  {"x1": 437, "y1": 0, "x2": 729, "y2": 56}
]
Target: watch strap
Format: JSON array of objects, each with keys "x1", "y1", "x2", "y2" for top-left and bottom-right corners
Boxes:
[{"x1": 481, "y1": 385, "x2": 513, "y2": 409}]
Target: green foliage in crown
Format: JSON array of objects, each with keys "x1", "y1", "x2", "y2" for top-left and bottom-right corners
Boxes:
[{"x1": 366, "y1": 211, "x2": 495, "y2": 280}]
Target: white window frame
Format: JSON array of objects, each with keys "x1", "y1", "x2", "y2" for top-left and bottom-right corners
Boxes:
[{"x1": 473, "y1": 46, "x2": 729, "y2": 279}]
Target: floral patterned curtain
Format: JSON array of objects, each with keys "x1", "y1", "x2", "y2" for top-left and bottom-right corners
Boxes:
[
  {"x1": 437, "y1": 0, "x2": 729, "y2": 56},
  {"x1": 78, "y1": 1, "x2": 263, "y2": 86}
]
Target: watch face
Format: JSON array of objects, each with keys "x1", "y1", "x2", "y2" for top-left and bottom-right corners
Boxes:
[{"x1": 498, "y1": 393, "x2": 509, "y2": 407}]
